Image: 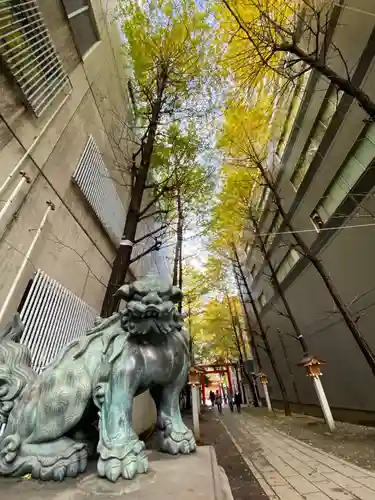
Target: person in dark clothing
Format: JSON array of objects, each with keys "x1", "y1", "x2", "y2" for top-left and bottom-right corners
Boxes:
[
  {"x1": 209, "y1": 390, "x2": 215, "y2": 408},
  {"x1": 234, "y1": 392, "x2": 242, "y2": 413},
  {"x1": 215, "y1": 390, "x2": 223, "y2": 414},
  {"x1": 228, "y1": 394, "x2": 234, "y2": 412}
]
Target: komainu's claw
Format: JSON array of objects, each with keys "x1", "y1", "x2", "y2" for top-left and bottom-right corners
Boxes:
[{"x1": 97, "y1": 440, "x2": 148, "y2": 482}]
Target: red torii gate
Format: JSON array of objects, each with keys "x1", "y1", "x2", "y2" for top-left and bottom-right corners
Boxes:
[{"x1": 195, "y1": 361, "x2": 234, "y2": 405}]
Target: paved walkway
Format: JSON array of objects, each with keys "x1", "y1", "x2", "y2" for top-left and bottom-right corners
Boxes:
[{"x1": 219, "y1": 410, "x2": 375, "y2": 500}]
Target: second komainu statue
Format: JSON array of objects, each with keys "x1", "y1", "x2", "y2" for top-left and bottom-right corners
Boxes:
[{"x1": 0, "y1": 276, "x2": 195, "y2": 482}]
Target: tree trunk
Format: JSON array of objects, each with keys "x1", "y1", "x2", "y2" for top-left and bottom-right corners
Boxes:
[
  {"x1": 277, "y1": 329, "x2": 301, "y2": 405},
  {"x1": 101, "y1": 71, "x2": 168, "y2": 317},
  {"x1": 172, "y1": 189, "x2": 184, "y2": 312},
  {"x1": 233, "y1": 244, "x2": 291, "y2": 416},
  {"x1": 226, "y1": 293, "x2": 260, "y2": 407},
  {"x1": 177, "y1": 192, "x2": 183, "y2": 313},
  {"x1": 280, "y1": 43, "x2": 375, "y2": 119},
  {"x1": 172, "y1": 232, "x2": 180, "y2": 286},
  {"x1": 255, "y1": 160, "x2": 375, "y2": 378},
  {"x1": 250, "y1": 215, "x2": 309, "y2": 355},
  {"x1": 233, "y1": 261, "x2": 263, "y2": 370}
]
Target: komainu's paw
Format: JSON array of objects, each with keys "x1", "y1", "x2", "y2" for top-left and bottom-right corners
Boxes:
[
  {"x1": 159, "y1": 427, "x2": 196, "y2": 455},
  {"x1": 39, "y1": 446, "x2": 88, "y2": 481},
  {"x1": 97, "y1": 440, "x2": 148, "y2": 482},
  {"x1": 0, "y1": 436, "x2": 88, "y2": 481}
]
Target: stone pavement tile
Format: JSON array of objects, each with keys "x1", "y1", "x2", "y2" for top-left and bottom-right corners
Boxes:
[
  {"x1": 265, "y1": 455, "x2": 300, "y2": 478},
  {"x1": 243, "y1": 417, "x2": 375, "y2": 483},
  {"x1": 277, "y1": 456, "x2": 317, "y2": 476},
  {"x1": 302, "y1": 493, "x2": 332, "y2": 500},
  {"x1": 322, "y1": 472, "x2": 363, "y2": 489},
  {"x1": 322, "y1": 463, "x2": 368, "y2": 479},
  {"x1": 285, "y1": 475, "x2": 319, "y2": 494},
  {"x1": 314, "y1": 480, "x2": 359, "y2": 500},
  {"x1": 355, "y1": 475, "x2": 375, "y2": 490},
  {"x1": 271, "y1": 485, "x2": 304, "y2": 500},
  {"x1": 251, "y1": 458, "x2": 277, "y2": 474},
  {"x1": 257, "y1": 477, "x2": 276, "y2": 497},
  {"x1": 245, "y1": 461, "x2": 263, "y2": 480},
  {"x1": 270, "y1": 428, "x2": 375, "y2": 479},
  {"x1": 305, "y1": 463, "x2": 337, "y2": 474},
  {"x1": 261, "y1": 470, "x2": 289, "y2": 487},
  {"x1": 346, "y1": 486, "x2": 375, "y2": 500},
  {"x1": 300, "y1": 472, "x2": 328, "y2": 483}
]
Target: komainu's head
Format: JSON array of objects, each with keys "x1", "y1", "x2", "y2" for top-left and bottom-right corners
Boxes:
[{"x1": 115, "y1": 275, "x2": 183, "y2": 338}]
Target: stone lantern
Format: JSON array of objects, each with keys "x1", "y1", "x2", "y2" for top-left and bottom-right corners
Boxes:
[
  {"x1": 188, "y1": 367, "x2": 202, "y2": 440},
  {"x1": 257, "y1": 372, "x2": 272, "y2": 411},
  {"x1": 297, "y1": 355, "x2": 335, "y2": 432},
  {"x1": 298, "y1": 355, "x2": 326, "y2": 377},
  {"x1": 188, "y1": 367, "x2": 201, "y2": 386}
]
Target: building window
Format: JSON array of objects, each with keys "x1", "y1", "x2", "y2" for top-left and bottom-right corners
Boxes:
[
  {"x1": 249, "y1": 263, "x2": 256, "y2": 279},
  {"x1": 61, "y1": 0, "x2": 99, "y2": 57},
  {"x1": 311, "y1": 123, "x2": 375, "y2": 228},
  {"x1": 72, "y1": 135, "x2": 125, "y2": 245},
  {"x1": 256, "y1": 186, "x2": 270, "y2": 217},
  {"x1": 18, "y1": 269, "x2": 98, "y2": 373},
  {"x1": 265, "y1": 212, "x2": 283, "y2": 249},
  {"x1": 276, "y1": 248, "x2": 300, "y2": 283},
  {"x1": 276, "y1": 71, "x2": 310, "y2": 159},
  {"x1": 258, "y1": 292, "x2": 266, "y2": 309},
  {"x1": 291, "y1": 87, "x2": 343, "y2": 190},
  {"x1": 0, "y1": 0, "x2": 68, "y2": 117}
]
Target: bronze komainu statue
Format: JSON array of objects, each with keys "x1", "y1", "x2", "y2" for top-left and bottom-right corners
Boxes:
[{"x1": 0, "y1": 276, "x2": 195, "y2": 482}]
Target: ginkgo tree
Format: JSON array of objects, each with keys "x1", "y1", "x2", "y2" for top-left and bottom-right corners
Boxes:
[
  {"x1": 101, "y1": 0, "x2": 219, "y2": 316},
  {"x1": 204, "y1": 91, "x2": 296, "y2": 414},
  {"x1": 218, "y1": 0, "x2": 375, "y2": 119},
  {"x1": 209, "y1": 97, "x2": 273, "y2": 254},
  {"x1": 191, "y1": 297, "x2": 240, "y2": 363},
  {"x1": 153, "y1": 123, "x2": 215, "y2": 309}
]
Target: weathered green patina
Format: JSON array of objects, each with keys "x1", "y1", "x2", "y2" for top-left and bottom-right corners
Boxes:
[{"x1": 0, "y1": 275, "x2": 195, "y2": 482}]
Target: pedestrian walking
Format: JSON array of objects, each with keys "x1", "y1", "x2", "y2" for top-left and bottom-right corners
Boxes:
[
  {"x1": 234, "y1": 392, "x2": 242, "y2": 413},
  {"x1": 215, "y1": 390, "x2": 223, "y2": 414},
  {"x1": 209, "y1": 390, "x2": 215, "y2": 408},
  {"x1": 228, "y1": 394, "x2": 234, "y2": 412}
]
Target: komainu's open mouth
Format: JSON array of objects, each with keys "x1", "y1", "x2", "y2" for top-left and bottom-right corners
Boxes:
[{"x1": 127, "y1": 301, "x2": 173, "y2": 319}]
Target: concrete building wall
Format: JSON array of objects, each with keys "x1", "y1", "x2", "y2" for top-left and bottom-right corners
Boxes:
[
  {"x1": 245, "y1": 2, "x2": 375, "y2": 421},
  {"x1": 0, "y1": 0, "x2": 164, "y2": 433}
]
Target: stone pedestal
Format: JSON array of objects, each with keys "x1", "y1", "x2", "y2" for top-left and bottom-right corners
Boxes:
[{"x1": 0, "y1": 447, "x2": 233, "y2": 500}]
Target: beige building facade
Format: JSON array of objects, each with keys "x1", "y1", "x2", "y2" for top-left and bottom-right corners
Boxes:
[{"x1": 0, "y1": 0, "x2": 166, "y2": 432}]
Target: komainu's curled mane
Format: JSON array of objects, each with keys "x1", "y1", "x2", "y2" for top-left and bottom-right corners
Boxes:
[{"x1": 0, "y1": 276, "x2": 195, "y2": 482}]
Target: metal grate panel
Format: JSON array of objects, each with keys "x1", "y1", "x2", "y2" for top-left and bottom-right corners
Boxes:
[
  {"x1": 19, "y1": 270, "x2": 98, "y2": 373},
  {"x1": 0, "y1": 0, "x2": 69, "y2": 117},
  {"x1": 72, "y1": 135, "x2": 125, "y2": 245}
]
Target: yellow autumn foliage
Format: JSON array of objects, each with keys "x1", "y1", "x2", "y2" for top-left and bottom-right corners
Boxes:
[
  {"x1": 216, "y1": 0, "x2": 300, "y2": 92},
  {"x1": 191, "y1": 296, "x2": 243, "y2": 363}
]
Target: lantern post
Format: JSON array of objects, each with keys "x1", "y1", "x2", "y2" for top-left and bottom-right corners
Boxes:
[
  {"x1": 298, "y1": 356, "x2": 335, "y2": 432},
  {"x1": 258, "y1": 372, "x2": 272, "y2": 411},
  {"x1": 188, "y1": 368, "x2": 201, "y2": 440}
]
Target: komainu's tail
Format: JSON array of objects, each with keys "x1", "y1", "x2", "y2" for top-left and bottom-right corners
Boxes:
[{"x1": 0, "y1": 314, "x2": 35, "y2": 430}]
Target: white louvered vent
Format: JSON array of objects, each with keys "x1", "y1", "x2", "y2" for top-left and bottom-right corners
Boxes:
[
  {"x1": 19, "y1": 270, "x2": 98, "y2": 373},
  {"x1": 0, "y1": 0, "x2": 69, "y2": 117},
  {"x1": 72, "y1": 135, "x2": 125, "y2": 245}
]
